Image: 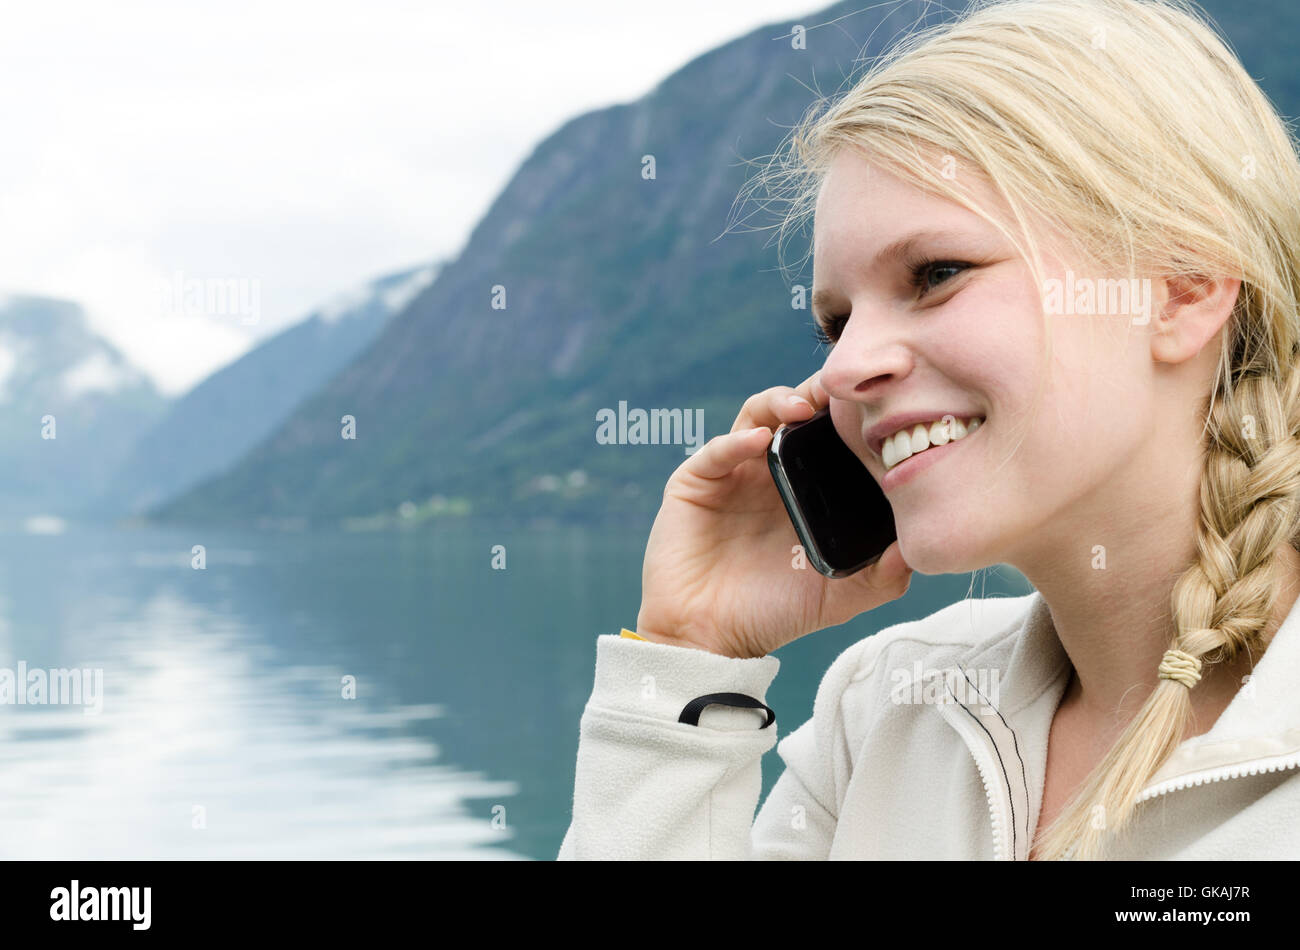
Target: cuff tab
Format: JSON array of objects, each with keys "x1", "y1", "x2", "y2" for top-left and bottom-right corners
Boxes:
[{"x1": 678, "y1": 692, "x2": 775, "y2": 729}]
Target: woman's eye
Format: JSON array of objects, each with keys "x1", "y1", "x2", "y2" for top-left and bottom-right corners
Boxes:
[
  {"x1": 812, "y1": 259, "x2": 972, "y2": 345},
  {"x1": 813, "y1": 315, "x2": 846, "y2": 346},
  {"x1": 911, "y1": 259, "x2": 969, "y2": 295}
]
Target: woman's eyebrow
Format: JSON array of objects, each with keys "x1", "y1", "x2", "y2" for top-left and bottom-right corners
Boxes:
[{"x1": 872, "y1": 228, "x2": 955, "y2": 266}]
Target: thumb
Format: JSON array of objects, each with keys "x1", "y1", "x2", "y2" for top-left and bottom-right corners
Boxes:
[{"x1": 870, "y1": 540, "x2": 912, "y2": 584}]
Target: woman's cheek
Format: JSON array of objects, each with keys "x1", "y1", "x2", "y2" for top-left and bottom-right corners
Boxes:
[{"x1": 829, "y1": 401, "x2": 868, "y2": 460}]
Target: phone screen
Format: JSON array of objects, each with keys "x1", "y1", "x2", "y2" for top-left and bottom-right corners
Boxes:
[{"x1": 768, "y1": 407, "x2": 897, "y2": 577}]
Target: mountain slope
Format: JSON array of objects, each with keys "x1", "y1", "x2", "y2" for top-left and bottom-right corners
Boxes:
[
  {"x1": 100, "y1": 264, "x2": 439, "y2": 515},
  {"x1": 0, "y1": 295, "x2": 167, "y2": 520},
  {"x1": 156, "y1": 0, "x2": 905, "y2": 525}
]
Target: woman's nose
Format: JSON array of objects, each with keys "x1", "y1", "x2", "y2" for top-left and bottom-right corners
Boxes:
[{"x1": 817, "y1": 313, "x2": 915, "y2": 402}]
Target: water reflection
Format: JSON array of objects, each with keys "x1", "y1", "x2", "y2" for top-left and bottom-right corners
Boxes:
[{"x1": 0, "y1": 529, "x2": 525, "y2": 859}]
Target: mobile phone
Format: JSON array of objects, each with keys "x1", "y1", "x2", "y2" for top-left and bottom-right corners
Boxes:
[{"x1": 767, "y1": 406, "x2": 897, "y2": 578}]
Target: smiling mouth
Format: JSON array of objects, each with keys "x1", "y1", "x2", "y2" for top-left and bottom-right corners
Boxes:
[{"x1": 881, "y1": 415, "x2": 984, "y2": 471}]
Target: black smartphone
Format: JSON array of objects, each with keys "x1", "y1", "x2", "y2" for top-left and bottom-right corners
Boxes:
[{"x1": 767, "y1": 406, "x2": 897, "y2": 578}]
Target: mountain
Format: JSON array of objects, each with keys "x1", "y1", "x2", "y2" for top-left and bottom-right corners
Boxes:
[
  {"x1": 155, "y1": 0, "x2": 900, "y2": 526},
  {"x1": 98, "y1": 264, "x2": 440, "y2": 516},
  {"x1": 153, "y1": 0, "x2": 1300, "y2": 527},
  {"x1": 0, "y1": 295, "x2": 167, "y2": 522}
]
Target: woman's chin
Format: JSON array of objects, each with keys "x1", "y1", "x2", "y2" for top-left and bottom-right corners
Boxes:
[{"x1": 896, "y1": 533, "x2": 988, "y2": 576}]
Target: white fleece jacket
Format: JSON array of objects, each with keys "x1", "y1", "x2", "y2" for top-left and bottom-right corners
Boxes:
[{"x1": 557, "y1": 591, "x2": 1300, "y2": 859}]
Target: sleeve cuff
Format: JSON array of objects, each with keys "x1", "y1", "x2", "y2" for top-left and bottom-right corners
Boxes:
[{"x1": 589, "y1": 632, "x2": 782, "y2": 731}]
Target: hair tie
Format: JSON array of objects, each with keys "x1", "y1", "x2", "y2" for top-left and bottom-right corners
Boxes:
[{"x1": 1158, "y1": 648, "x2": 1203, "y2": 688}]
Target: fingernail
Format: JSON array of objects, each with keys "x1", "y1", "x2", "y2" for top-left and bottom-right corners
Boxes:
[{"x1": 787, "y1": 395, "x2": 810, "y2": 409}]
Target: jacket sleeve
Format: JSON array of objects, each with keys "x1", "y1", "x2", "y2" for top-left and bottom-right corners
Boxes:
[
  {"x1": 557, "y1": 630, "x2": 876, "y2": 860},
  {"x1": 749, "y1": 633, "x2": 879, "y2": 859}
]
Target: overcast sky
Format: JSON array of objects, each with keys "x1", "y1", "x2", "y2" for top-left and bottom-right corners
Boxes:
[{"x1": 0, "y1": 0, "x2": 827, "y2": 395}]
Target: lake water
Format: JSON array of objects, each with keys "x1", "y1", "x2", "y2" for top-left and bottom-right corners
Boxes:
[{"x1": 0, "y1": 519, "x2": 1031, "y2": 860}]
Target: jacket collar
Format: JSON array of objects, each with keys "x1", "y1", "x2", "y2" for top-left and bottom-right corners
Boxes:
[
  {"x1": 954, "y1": 587, "x2": 1300, "y2": 784},
  {"x1": 951, "y1": 591, "x2": 1069, "y2": 719}
]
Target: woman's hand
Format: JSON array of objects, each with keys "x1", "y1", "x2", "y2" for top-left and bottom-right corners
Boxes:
[{"x1": 634, "y1": 371, "x2": 913, "y2": 658}]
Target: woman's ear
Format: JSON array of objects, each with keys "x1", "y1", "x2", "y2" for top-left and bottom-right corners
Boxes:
[{"x1": 1150, "y1": 273, "x2": 1241, "y2": 364}]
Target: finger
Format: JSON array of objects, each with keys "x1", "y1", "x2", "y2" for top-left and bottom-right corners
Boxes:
[
  {"x1": 821, "y1": 541, "x2": 912, "y2": 620},
  {"x1": 730, "y1": 381, "x2": 821, "y2": 434},
  {"x1": 795, "y1": 369, "x2": 829, "y2": 411},
  {"x1": 866, "y1": 540, "x2": 912, "y2": 588},
  {"x1": 683, "y1": 426, "x2": 773, "y2": 480}
]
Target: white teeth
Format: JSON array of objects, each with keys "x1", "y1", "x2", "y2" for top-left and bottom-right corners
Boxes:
[
  {"x1": 881, "y1": 416, "x2": 984, "y2": 471},
  {"x1": 892, "y1": 430, "x2": 913, "y2": 463}
]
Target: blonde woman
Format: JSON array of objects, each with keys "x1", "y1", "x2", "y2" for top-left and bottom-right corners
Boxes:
[{"x1": 559, "y1": 0, "x2": 1300, "y2": 860}]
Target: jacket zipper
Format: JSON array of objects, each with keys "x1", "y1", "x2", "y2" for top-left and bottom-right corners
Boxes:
[
  {"x1": 937, "y1": 687, "x2": 1013, "y2": 860},
  {"x1": 1134, "y1": 751, "x2": 1300, "y2": 804}
]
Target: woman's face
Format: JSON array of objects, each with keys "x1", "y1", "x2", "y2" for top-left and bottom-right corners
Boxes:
[{"x1": 812, "y1": 148, "x2": 1162, "y2": 575}]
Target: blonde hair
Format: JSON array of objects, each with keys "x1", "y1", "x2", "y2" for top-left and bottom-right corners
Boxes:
[{"x1": 744, "y1": 0, "x2": 1300, "y2": 859}]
